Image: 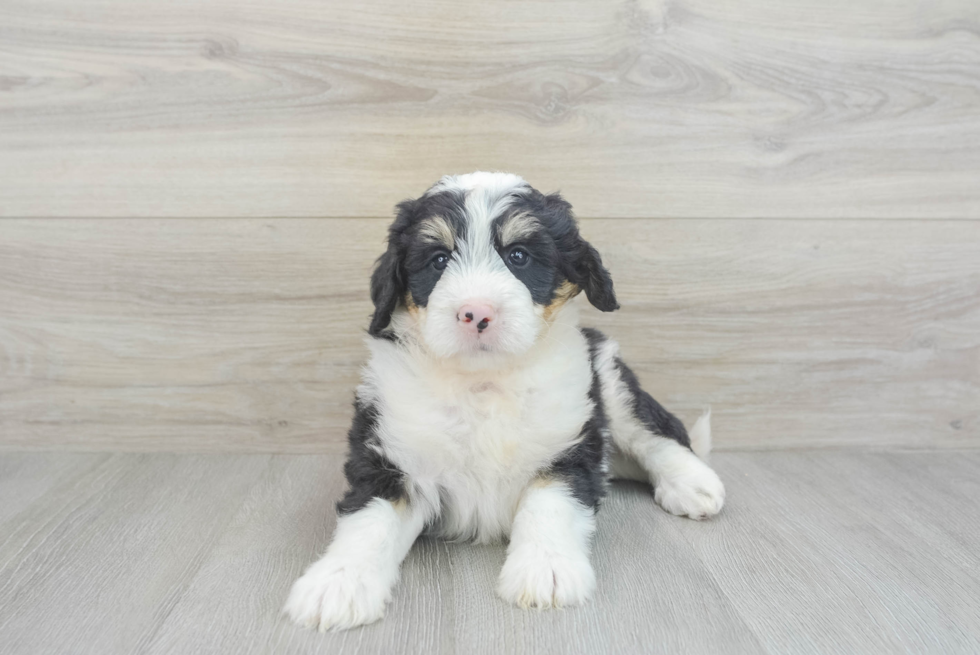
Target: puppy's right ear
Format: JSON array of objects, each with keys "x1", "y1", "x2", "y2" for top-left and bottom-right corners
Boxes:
[{"x1": 368, "y1": 200, "x2": 413, "y2": 336}]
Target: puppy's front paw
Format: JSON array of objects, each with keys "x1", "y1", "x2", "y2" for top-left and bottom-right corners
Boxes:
[
  {"x1": 284, "y1": 558, "x2": 391, "y2": 631},
  {"x1": 497, "y1": 546, "x2": 595, "y2": 609},
  {"x1": 654, "y1": 457, "x2": 725, "y2": 520}
]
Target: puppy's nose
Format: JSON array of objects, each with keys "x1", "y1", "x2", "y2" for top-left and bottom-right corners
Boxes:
[{"x1": 457, "y1": 303, "x2": 495, "y2": 333}]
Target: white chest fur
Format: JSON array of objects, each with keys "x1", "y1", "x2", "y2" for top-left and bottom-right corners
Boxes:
[{"x1": 357, "y1": 316, "x2": 594, "y2": 543}]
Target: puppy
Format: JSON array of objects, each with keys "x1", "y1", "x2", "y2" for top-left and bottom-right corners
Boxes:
[{"x1": 285, "y1": 172, "x2": 725, "y2": 631}]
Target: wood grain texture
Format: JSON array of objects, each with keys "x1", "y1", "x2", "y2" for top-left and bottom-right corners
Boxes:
[
  {"x1": 1, "y1": 217, "x2": 977, "y2": 451},
  {"x1": 674, "y1": 451, "x2": 980, "y2": 654},
  {"x1": 0, "y1": 452, "x2": 108, "y2": 527},
  {"x1": 1, "y1": 452, "x2": 978, "y2": 654},
  {"x1": 0, "y1": 454, "x2": 272, "y2": 655},
  {"x1": 2, "y1": 0, "x2": 979, "y2": 218}
]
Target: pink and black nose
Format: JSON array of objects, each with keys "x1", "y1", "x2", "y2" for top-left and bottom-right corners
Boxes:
[{"x1": 457, "y1": 303, "x2": 495, "y2": 333}]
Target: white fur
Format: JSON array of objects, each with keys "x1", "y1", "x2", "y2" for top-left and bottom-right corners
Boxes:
[
  {"x1": 363, "y1": 306, "x2": 594, "y2": 543},
  {"x1": 497, "y1": 480, "x2": 596, "y2": 608},
  {"x1": 594, "y1": 339, "x2": 725, "y2": 520},
  {"x1": 427, "y1": 171, "x2": 528, "y2": 199},
  {"x1": 421, "y1": 259, "x2": 540, "y2": 360},
  {"x1": 284, "y1": 498, "x2": 429, "y2": 631},
  {"x1": 688, "y1": 408, "x2": 712, "y2": 462}
]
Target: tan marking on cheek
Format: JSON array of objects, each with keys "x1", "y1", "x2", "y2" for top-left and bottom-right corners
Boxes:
[
  {"x1": 529, "y1": 476, "x2": 559, "y2": 490},
  {"x1": 403, "y1": 293, "x2": 427, "y2": 331},
  {"x1": 404, "y1": 293, "x2": 421, "y2": 318},
  {"x1": 418, "y1": 216, "x2": 455, "y2": 250},
  {"x1": 542, "y1": 281, "x2": 581, "y2": 321}
]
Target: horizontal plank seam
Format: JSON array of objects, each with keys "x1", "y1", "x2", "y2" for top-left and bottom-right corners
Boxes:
[
  {"x1": 0, "y1": 445, "x2": 977, "y2": 455},
  {"x1": 3, "y1": 216, "x2": 980, "y2": 222}
]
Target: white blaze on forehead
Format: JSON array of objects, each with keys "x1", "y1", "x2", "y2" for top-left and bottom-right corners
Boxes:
[
  {"x1": 426, "y1": 171, "x2": 528, "y2": 198},
  {"x1": 449, "y1": 173, "x2": 529, "y2": 271}
]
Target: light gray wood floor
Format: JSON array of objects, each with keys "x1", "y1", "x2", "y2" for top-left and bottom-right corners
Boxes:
[{"x1": 1, "y1": 451, "x2": 978, "y2": 654}]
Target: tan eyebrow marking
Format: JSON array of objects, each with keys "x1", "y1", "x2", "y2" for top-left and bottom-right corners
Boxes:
[
  {"x1": 417, "y1": 216, "x2": 455, "y2": 250},
  {"x1": 498, "y1": 212, "x2": 540, "y2": 246}
]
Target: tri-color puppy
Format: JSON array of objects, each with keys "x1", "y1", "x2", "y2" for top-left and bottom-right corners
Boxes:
[{"x1": 285, "y1": 172, "x2": 725, "y2": 631}]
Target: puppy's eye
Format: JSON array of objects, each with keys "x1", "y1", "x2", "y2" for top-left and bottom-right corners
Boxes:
[
  {"x1": 432, "y1": 253, "x2": 450, "y2": 271},
  {"x1": 508, "y1": 248, "x2": 529, "y2": 267}
]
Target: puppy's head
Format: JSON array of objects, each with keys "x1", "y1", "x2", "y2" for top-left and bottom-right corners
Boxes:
[{"x1": 369, "y1": 172, "x2": 618, "y2": 363}]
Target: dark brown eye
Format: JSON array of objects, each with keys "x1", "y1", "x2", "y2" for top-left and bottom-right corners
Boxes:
[
  {"x1": 508, "y1": 248, "x2": 529, "y2": 266},
  {"x1": 432, "y1": 253, "x2": 450, "y2": 270}
]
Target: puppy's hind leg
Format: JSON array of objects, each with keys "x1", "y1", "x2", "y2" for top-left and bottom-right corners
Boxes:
[{"x1": 593, "y1": 338, "x2": 725, "y2": 520}]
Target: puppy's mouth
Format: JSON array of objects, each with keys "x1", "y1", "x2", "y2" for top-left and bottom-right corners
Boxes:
[
  {"x1": 456, "y1": 331, "x2": 505, "y2": 356},
  {"x1": 460, "y1": 334, "x2": 497, "y2": 352}
]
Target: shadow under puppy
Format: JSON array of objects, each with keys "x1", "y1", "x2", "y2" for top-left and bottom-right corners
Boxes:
[{"x1": 285, "y1": 172, "x2": 725, "y2": 631}]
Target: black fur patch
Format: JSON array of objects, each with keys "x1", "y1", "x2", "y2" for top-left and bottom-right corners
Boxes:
[
  {"x1": 402, "y1": 192, "x2": 469, "y2": 308},
  {"x1": 582, "y1": 327, "x2": 689, "y2": 448},
  {"x1": 368, "y1": 190, "x2": 468, "y2": 336},
  {"x1": 496, "y1": 191, "x2": 618, "y2": 312},
  {"x1": 614, "y1": 357, "x2": 691, "y2": 449},
  {"x1": 548, "y1": 330, "x2": 610, "y2": 509},
  {"x1": 491, "y1": 209, "x2": 562, "y2": 306},
  {"x1": 336, "y1": 399, "x2": 407, "y2": 515},
  {"x1": 579, "y1": 327, "x2": 606, "y2": 357}
]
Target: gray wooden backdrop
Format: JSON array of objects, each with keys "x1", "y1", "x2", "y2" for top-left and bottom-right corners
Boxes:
[{"x1": 1, "y1": 0, "x2": 978, "y2": 452}]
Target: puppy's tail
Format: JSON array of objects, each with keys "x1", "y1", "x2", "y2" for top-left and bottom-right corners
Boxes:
[{"x1": 689, "y1": 408, "x2": 712, "y2": 462}]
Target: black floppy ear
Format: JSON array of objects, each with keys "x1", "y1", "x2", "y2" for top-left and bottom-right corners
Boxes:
[
  {"x1": 568, "y1": 238, "x2": 619, "y2": 312},
  {"x1": 368, "y1": 243, "x2": 403, "y2": 335},
  {"x1": 368, "y1": 201, "x2": 413, "y2": 336},
  {"x1": 544, "y1": 193, "x2": 619, "y2": 312}
]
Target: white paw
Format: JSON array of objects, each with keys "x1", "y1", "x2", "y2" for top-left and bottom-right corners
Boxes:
[
  {"x1": 497, "y1": 546, "x2": 596, "y2": 609},
  {"x1": 654, "y1": 457, "x2": 725, "y2": 520},
  {"x1": 284, "y1": 558, "x2": 392, "y2": 631}
]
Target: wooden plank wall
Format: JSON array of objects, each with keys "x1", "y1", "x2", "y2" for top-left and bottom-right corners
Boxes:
[{"x1": 1, "y1": 0, "x2": 978, "y2": 451}]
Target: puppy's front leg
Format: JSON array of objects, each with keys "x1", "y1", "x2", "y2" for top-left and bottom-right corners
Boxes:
[
  {"x1": 497, "y1": 479, "x2": 597, "y2": 609},
  {"x1": 285, "y1": 498, "x2": 425, "y2": 631}
]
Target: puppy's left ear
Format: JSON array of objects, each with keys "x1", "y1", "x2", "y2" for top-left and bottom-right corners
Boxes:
[
  {"x1": 545, "y1": 193, "x2": 620, "y2": 312},
  {"x1": 368, "y1": 201, "x2": 412, "y2": 335}
]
